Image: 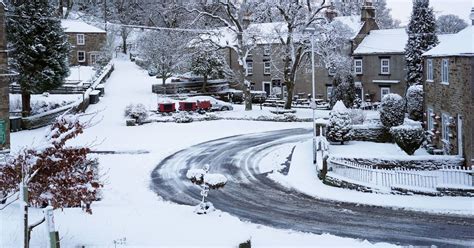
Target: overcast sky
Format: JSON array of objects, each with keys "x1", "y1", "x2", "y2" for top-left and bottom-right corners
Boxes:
[{"x1": 386, "y1": 0, "x2": 473, "y2": 26}]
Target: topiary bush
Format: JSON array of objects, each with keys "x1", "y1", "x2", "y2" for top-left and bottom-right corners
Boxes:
[
  {"x1": 326, "y1": 101, "x2": 352, "y2": 144},
  {"x1": 390, "y1": 124, "x2": 425, "y2": 155},
  {"x1": 406, "y1": 85, "x2": 423, "y2": 121},
  {"x1": 124, "y1": 103, "x2": 149, "y2": 123},
  {"x1": 380, "y1": 93, "x2": 405, "y2": 128}
]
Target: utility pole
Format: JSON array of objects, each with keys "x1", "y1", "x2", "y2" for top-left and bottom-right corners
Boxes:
[{"x1": 104, "y1": 0, "x2": 108, "y2": 31}]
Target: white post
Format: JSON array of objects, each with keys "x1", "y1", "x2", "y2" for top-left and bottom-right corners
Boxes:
[
  {"x1": 44, "y1": 206, "x2": 58, "y2": 248},
  {"x1": 310, "y1": 32, "x2": 317, "y2": 164},
  {"x1": 19, "y1": 182, "x2": 28, "y2": 248}
]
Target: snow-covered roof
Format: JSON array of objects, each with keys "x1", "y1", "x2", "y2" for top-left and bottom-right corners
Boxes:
[
  {"x1": 423, "y1": 26, "x2": 474, "y2": 57},
  {"x1": 61, "y1": 20, "x2": 106, "y2": 34},
  {"x1": 354, "y1": 28, "x2": 452, "y2": 55}
]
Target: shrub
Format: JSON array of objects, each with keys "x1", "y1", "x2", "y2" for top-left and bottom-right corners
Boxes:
[
  {"x1": 348, "y1": 109, "x2": 366, "y2": 125},
  {"x1": 326, "y1": 101, "x2": 352, "y2": 144},
  {"x1": 390, "y1": 124, "x2": 425, "y2": 155},
  {"x1": 380, "y1": 93, "x2": 405, "y2": 128},
  {"x1": 124, "y1": 103, "x2": 149, "y2": 123},
  {"x1": 173, "y1": 112, "x2": 193, "y2": 123},
  {"x1": 406, "y1": 85, "x2": 423, "y2": 121}
]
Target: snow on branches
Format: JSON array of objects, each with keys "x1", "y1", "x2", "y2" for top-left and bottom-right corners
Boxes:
[
  {"x1": 326, "y1": 101, "x2": 352, "y2": 145},
  {"x1": 186, "y1": 164, "x2": 227, "y2": 214},
  {"x1": 0, "y1": 114, "x2": 102, "y2": 214},
  {"x1": 406, "y1": 85, "x2": 423, "y2": 121},
  {"x1": 380, "y1": 93, "x2": 405, "y2": 128},
  {"x1": 390, "y1": 122, "x2": 425, "y2": 155}
]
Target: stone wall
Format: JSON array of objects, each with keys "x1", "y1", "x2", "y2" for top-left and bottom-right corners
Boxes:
[
  {"x1": 67, "y1": 32, "x2": 106, "y2": 66},
  {"x1": 0, "y1": 4, "x2": 10, "y2": 150},
  {"x1": 424, "y1": 56, "x2": 473, "y2": 166}
]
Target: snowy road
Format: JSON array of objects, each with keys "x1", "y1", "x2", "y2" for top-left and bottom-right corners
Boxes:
[{"x1": 151, "y1": 128, "x2": 474, "y2": 247}]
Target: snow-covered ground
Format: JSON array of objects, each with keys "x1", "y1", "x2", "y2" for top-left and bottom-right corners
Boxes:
[
  {"x1": 66, "y1": 66, "x2": 95, "y2": 84},
  {"x1": 1, "y1": 58, "x2": 397, "y2": 247},
  {"x1": 267, "y1": 140, "x2": 474, "y2": 215},
  {"x1": 9, "y1": 94, "x2": 82, "y2": 115}
]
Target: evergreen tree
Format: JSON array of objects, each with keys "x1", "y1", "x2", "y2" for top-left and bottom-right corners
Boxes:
[
  {"x1": 191, "y1": 50, "x2": 226, "y2": 93},
  {"x1": 406, "y1": 85, "x2": 424, "y2": 121},
  {"x1": 8, "y1": 1, "x2": 70, "y2": 116},
  {"x1": 326, "y1": 100, "x2": 352, "y2": 145},
  {"x1": 404, "y1": 0, "x2": 438, "y2": 86},
  {"x1": 380, "y1": 93, "x2": 405, "y2": 128},
  {"x1": 330, "y1": 74, "x2": 356, "y2": 109}
]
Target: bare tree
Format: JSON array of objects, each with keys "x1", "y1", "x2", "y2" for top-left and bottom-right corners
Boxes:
[{"x1": 436, "y1": 14, "x2": 468, "y2": 34}]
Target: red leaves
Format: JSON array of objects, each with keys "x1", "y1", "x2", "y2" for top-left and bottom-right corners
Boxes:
[{"x1": 0, "y1": 114, "x2": 102, "y2": 214}]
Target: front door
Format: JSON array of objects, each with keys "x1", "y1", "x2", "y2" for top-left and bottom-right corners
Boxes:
[{"x1": 263, "y1": 82, "x2": 271, "y2": 96}]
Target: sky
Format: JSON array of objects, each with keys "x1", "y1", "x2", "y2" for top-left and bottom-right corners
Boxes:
[{"x1": 386, "y1": 0, "x2": 474, "y2": 26}]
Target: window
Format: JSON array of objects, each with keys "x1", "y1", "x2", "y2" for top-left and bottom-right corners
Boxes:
[
  {"x1": 441, "y1": 59, "x2": 449, "y2": 84},
  {"x1": 327, "y1": 86, "x2": 333, "y2": 101},
  {"x1": 427, "y1": 59, "x2": 433, "y2": 81},
  {"x1": 328, "y1": 64, "x2": 336, "y2": 76},
  {"x1": 354, "y1": 59, "x2": 363, "y2": 74},
  {"x1": 442, "y1": 113, "x2": 451, "y2": 142},
  {"x1": 381, "y1": 87, "x2": 390, "y2": 99},
  {"x1": 77, "y1": 34, "x2": 85, "y2": 45},
  {"x1": 380, "y1": 58, "x2": 390, "y2": 74},
  {"x1": 90, "y1": 53, "x2": 99, "y2": 65},
  {"x1": 77, "y1": 51, "x2": 86, "y2": 62},
  {"x1": 427, "y1": 108, "x2": 434, "y2": 131},
  {"x1": 264, "y1": 61, "x2": 271, "y2": 75},
  {"x1": 246, "y1": 61, "x2": 253, "y2": 75},
  {"x1": 263, "y1": 46, "x2": 271, "y2": 56}
]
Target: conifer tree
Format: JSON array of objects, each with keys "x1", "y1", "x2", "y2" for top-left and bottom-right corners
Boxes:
[
  {"x1": 7, "y1": 0, "x2": 70, "y2": 116},
  {"x1": 326, "y1": 101, "x2": 352, "y2": 145},
  {"x1": 404, "y1": 0, "x2": 438, "y2": 86}
]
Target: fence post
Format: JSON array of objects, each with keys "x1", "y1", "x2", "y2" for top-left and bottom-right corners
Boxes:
[{"x1": 44, "y1": 206, "x2": 59, "y2": 248}]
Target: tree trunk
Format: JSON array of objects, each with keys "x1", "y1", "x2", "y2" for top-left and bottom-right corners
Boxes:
[
  {"x1": 121, "y1": 27, "x2": 128, "y2": 54},
  {"x1": 284, "y1": 81, "x2": 294, "y2": 109},
  {"x1": 21, "y1": 89, "x2": 31, "y2": 117},
  {"x1": 244, "y1": 86, "x2": 252, "y2": 111},
  {"x1": 202, "y1": 75, "x2": 208, "y2": 93}
]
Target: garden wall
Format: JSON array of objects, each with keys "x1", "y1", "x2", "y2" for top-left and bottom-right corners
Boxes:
[
  {"x1": 351, "y1": 124, "x2": 392, "y2": 143},
  {"x1": 331, "y1": 155, "x2": 464, "y2": 170}
]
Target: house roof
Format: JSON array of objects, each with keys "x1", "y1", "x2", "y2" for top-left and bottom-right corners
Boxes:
[
  {"x1": 423, "y1": 26, "x2": 474, "y2": 57},
  {"x1": 61, "y1": 20, "x2": 106, "y2": 34},
  {"x1": 353, "y1": 28, "x2": 453, "y2": 55}
]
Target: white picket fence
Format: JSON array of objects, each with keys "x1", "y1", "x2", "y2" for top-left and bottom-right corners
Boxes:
[{"x1": 328, "y1": 158, "x2": 474, "y2": 191}]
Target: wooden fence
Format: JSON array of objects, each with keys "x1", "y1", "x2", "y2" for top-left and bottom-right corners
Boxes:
[{"x1": 328, "y1": 158, "x2": 473, "y2": 191}]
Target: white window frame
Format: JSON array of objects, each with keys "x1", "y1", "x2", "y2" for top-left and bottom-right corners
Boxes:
[
  {"x1": 441, "y1": 59, "x2": 449, "y2": 84},
  {"x1": 380, "y1": 58, "x2": 390, "y2": 74},
  {"x1": 327, "y1": 86, "x2": 333, "y2": 101},
  {"x1": 90, "y1": 53, "x2": 99, "y2": 65},
  {"x1": 77, "y1": 34, "x2": 85, "y2": 45},
  {"x1": 263, "y1": 46, "x2": 271, "y2": 56},
  {"x1": 380, "y1": 87, "x2": 390, "y2": 99},
  {"x1": 354, "y1": 59, "x2": 363, "y2": 75},
  {"x1": 328, "y1": 65, "x2": 336, "y2": 76},
  {"x1": 426, "y1": 59, "x2": 433, "y2": 82},
  {"x1": 441, "y1": 113, "x2": 451, "y2": 142},
  {"x1": 427, "y1": 108, "x2": 434, "y2": 131},
  {"x1": 246, "y1": 61, "x2": 253, "y2": 75},
  {"x1": 77, "y1": 51, "x2": 86, "y2": 63},
  {"x1": 263, "y1": 61, "x2": 271, "y2": 75}
]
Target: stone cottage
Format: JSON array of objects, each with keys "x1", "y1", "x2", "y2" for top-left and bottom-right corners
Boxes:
[
  {"x1": 422, "y1": 17, "x2": 473, "y2": 167},
  {"x1": 61, "y1": 20, "x2": 106, "y2": 66}
]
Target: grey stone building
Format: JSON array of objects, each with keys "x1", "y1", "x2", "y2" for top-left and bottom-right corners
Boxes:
[
  {"x1": 61, "y1": 20, "x2": 106, "y2": 66},
  {"x1": 0, "y1": 2, "x2": 10, "y2": 151},
  {"x1": 423, "y1": 21, "x2": 473, "y2": 167}
]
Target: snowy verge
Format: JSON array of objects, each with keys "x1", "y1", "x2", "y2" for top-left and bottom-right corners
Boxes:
[{"x1": 267, "y1": 139, "x2": 474, "y2": 216}]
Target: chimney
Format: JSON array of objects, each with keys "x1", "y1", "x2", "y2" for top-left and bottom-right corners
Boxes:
[
  {"x1": 361, "y1": 0, "x2": 376, "y2": 23},
  {"x1": 470, "y1": 7, "x2": 474, "y2": 25},
  {"x1": 325, "y1": 3, "x2": 338, "y2": 22}
]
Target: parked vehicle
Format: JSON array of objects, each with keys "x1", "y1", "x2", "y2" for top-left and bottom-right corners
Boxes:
[
  {"x1": 215, "y1": 89, "x2": 243, "y2": 103},
  {"x1": 251, "y1": 91, "x2": 267, "y2": 104},
  {"x1": 186, "y1": 96, "x2": 233, "y2": 111}
]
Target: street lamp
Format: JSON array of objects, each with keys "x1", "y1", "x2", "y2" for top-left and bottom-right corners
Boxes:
[{"x1": 304, "y1": 27, "x2": 317, "y2": 164}]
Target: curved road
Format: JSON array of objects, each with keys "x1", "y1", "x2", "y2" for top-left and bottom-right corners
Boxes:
[{"x1": 151, "y1": 128, "x2": 474, "y2": 247}]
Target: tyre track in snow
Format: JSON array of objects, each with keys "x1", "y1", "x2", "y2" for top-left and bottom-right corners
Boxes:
[{"x1": 151, "y1": 128, "x2": 474, "y2": 247}]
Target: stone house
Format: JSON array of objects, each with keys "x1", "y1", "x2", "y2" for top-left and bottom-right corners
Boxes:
[
  {"x1": 0, "y1": 2, "x2": 10, "y2": 151},
  {"x1": 422, "y1": 21, "x2": 473, "y2": 167},
  {"x1": 61, "y1": 20, "x2": 106, "y2": 66}
]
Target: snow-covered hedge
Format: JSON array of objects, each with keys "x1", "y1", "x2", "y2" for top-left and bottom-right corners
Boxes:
[
  {"x1": 351, "y1": 124, "x2": 392, "y2": 143},
  {"x1": 390, "y1": 122, "x2": 425, "y2": 155},
  {"x1": 348, "y1": 108, "x2": 366, "y2": 125},
  {"x1": 406, "y1": 85, "x2": 423, "y2": 121},
  {"x1": 124, "y1": 103, "x2": 149, "y2": 123},
  {"x1": 326, "y1": 101, "x2": 352, "y2": 144},
  {"x1": 331, "y1": 156, "x2": 464, "y2": 170},
  {"x1": 380, "y1": 93, "x2": 405, "y2": 128},
  {"x1": 173, "y1": 112, "x2": 194, "y2": 123}
]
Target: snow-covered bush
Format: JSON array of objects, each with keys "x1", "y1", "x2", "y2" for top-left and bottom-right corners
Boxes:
[
  {"x1": 348, "y1": 109, "x2": 366, "y2": 125},
  {"x1": 380, "y1": 94, "x2": 405, "y2": 128},
  {"x1": 390, "y1": 123, "x2": 425, "y2": 155},
  {"x1": 186, "y1": 165, "x2": 227, "y2": 214},
  {"x1": 326, "y1": 101, "x2": 352, "y2": 144},
  {"x1": 0, "y1": 114, "x2": 102, "y2": 213},
  {"x1": 124, "y1": 103, "x2": 149, "y2": 123},
  {"x1": 406, "y1": 85, "x2": 423, "y2": 121},
  {"x1": 173, "y1": 112, "x2": 193, "y2": 123}
]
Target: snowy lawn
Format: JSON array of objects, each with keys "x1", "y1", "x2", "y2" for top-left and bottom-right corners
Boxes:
[
  {"x1": 9, "y1": 93, "x2": 82, "y2": 115},
  {"x1": 329, "y1": 141, "x2": 430, "y2": 159},
  {"x1": 267, "y1": 140, "x2": 474, "y2": 215},
  {"x1": 1, "y1": 58, "x2": 397, "y2": 247}
]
